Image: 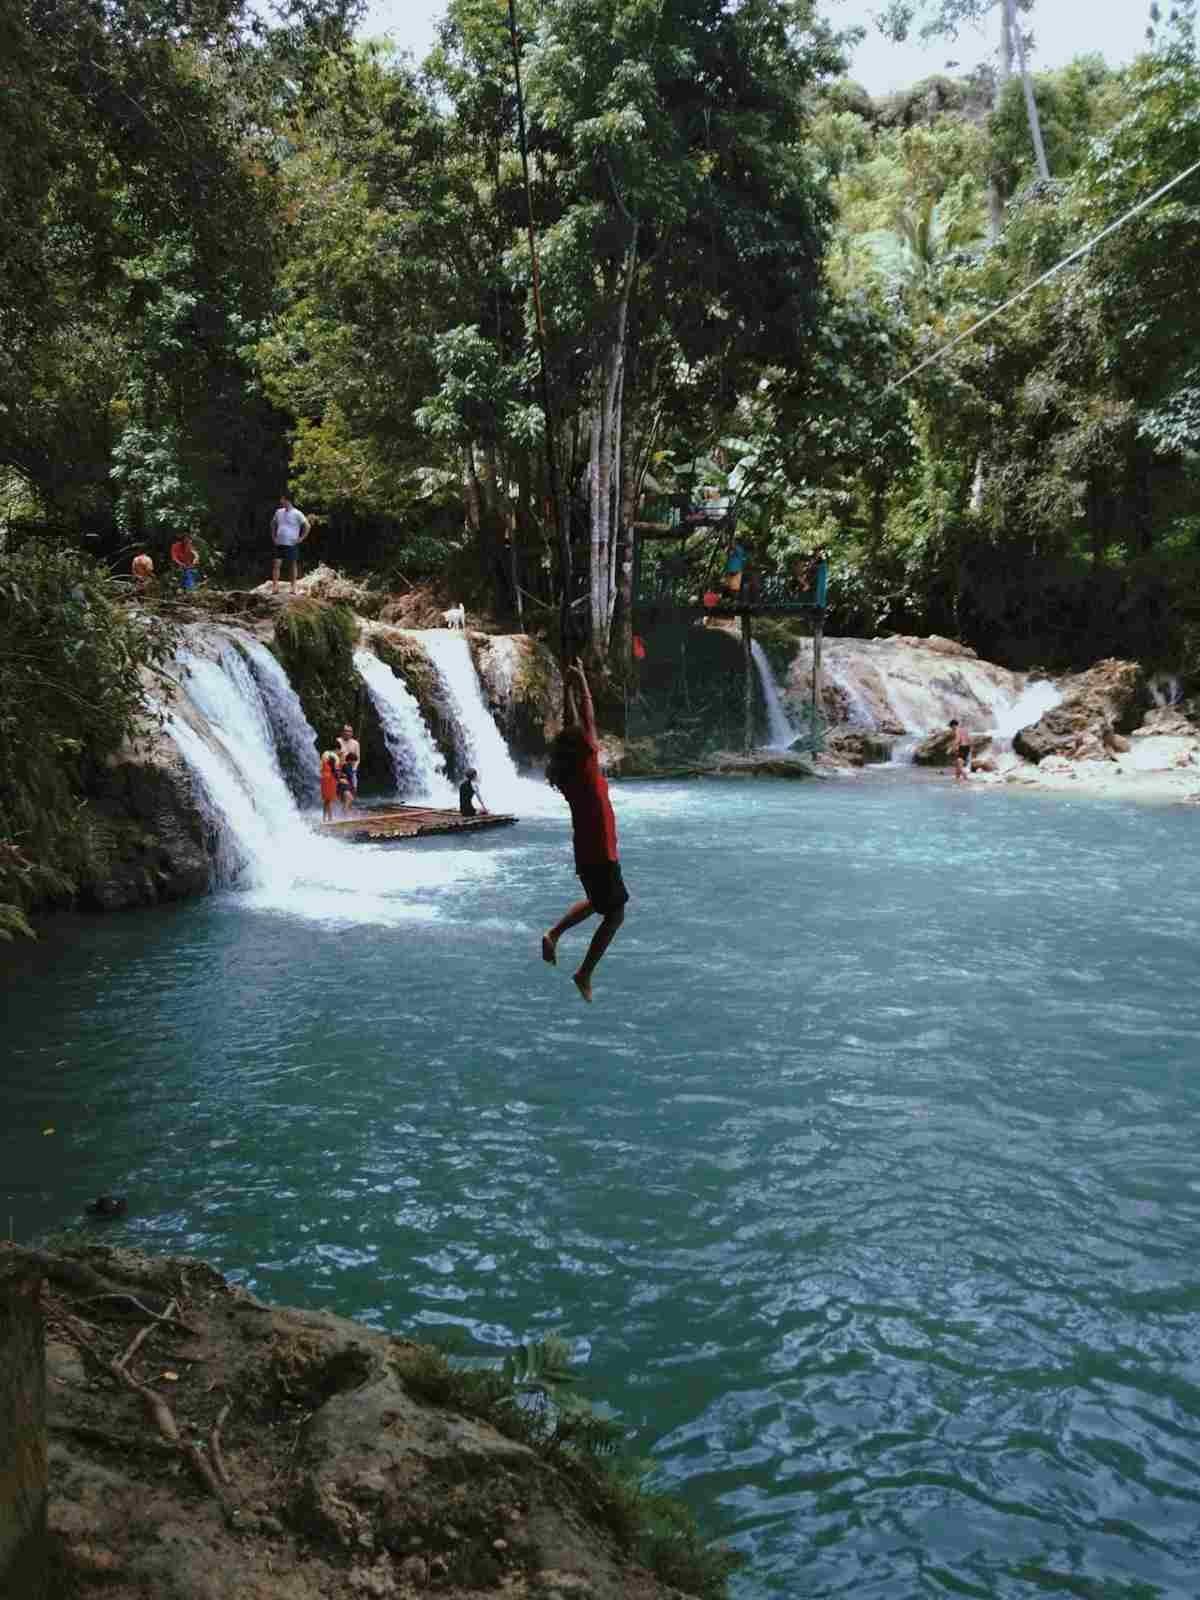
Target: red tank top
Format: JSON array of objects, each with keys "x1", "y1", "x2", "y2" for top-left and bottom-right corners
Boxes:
[{"x1": 559, "y1": 736, "x2": 618, "y2": 868}]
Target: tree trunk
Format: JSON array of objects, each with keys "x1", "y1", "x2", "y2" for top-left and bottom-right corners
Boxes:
[
  {"x1": 0, "y1": 1261, "x2": 47, "y2": 1600},
  {"x1": 587, "y1": 237, "x2": 638, "y2": 661},
  {"x1": 1004, "y1": 0, "x2": 1050, "y2": 181},
  {"x1": 987, "y1": 5, "x2": 1014, "y2": 237}
]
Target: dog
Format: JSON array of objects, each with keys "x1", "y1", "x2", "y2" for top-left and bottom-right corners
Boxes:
[{"x1": 443, "y1": 603, "x2": 465, "y2": 630}]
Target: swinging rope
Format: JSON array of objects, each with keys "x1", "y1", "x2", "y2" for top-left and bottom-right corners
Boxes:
[{"x1": 888, "y1": 155, "x2": 1200, "y2": 392}]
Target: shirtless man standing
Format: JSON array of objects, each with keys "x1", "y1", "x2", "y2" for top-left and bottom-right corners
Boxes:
[{"x1": 336, "y1": 725, "x2": 360, "y2": 813}]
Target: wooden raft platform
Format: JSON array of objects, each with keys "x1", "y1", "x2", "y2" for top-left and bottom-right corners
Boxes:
[{"x1": 321, "y1": 806, "x2": 517, "y2": 843}]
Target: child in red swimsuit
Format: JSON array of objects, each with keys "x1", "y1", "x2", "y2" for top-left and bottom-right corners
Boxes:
[
  {"x1": 319, "y1": 752, "x2": 339, "y2": 822},
  {"x1": 541, "y1": 662, "x2": 629, "y2": 1002}
]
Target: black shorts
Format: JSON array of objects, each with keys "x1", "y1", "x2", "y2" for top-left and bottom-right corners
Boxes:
[{"x1": 578, "y1": 860, "x2": 629, "y2": 915}]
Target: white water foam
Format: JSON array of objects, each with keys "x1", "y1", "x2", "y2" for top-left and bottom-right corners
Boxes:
[
  {"x1": 354, "y1": 648, "x2": 455, "y2": 805},
  {"x1": 990, "y1": 679, "x2": 1064, "y2": 745},
  {"x1": 749, "y1": 641, "x2": 797, "y2": 750}
]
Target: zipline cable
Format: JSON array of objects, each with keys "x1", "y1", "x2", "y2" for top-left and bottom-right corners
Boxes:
[{"x1": 888, "y1": 154, "x2": 1200, "y2": 392}]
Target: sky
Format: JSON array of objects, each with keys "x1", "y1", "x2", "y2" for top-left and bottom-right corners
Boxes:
[{"x1": 357, "y1": 0, "x2": 1151, "y2": 94}]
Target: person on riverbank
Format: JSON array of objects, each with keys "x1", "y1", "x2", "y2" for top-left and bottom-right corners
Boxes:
[
  {"x1": 131, "y1": 552, "x2": 154, "y2": 591},
  {"x1": 949, "y1": 719, "x2": 971, "y2": 783},
  {"x1": 270, "y1": 493, "x2": 310, "y2": 594},
  {"x1": 723, "y1": 539, "x2": 747, "y2": 597},
  {"x1": 319, "y1": 751, "x2": 339, "y2": 823},
  {"x1": 336, "y1": 725, "x2": 359, "y2": 813},
  {"x1": 542, "y1": 662, "x2": 628, "y2": 1003},
  {"x1": 170, "y1": 534, "x2": 199, "y2": 592},
  {"x1": 459, "y1": 768, "x2": 488, "y2": 818}
]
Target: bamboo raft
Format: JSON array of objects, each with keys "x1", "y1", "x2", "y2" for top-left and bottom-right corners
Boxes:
[{"x1": 321, "y1": 806, "x2": 517, "y2": 843}]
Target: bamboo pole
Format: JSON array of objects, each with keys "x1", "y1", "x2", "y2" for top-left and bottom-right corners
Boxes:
[
  {"x1": 812, "y1": 612, "x2": 824, "y2": 746},
  {"x1": 742, "y1": 611, "x2": 754, "y2": 755}
]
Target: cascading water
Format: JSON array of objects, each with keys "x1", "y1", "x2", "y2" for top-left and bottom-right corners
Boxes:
[
  {"x1": 239, "y1": 636, "x2": 321, "y2": 805},
  {"x1": 990, "y1": 678, "x2": 1064, "y2": 747},
  {"x1": 824, "y1": 660, "x2": 879, "y2": 731},
  {"x1": 164, "y1": 628, "x2": 506, "y2": 924},
  {"x1": 418, "y1": 631, "x2": 552, "y2": 813},
  {"x1": 1150, "y1": 672, "x2": 1183, "y2": 708},
  {"x1": 353, "y1": 648, "x2": 455, "y2": 806},
  {"x1": 888, "y1": 736, "x2": 922, "y2": 766},
  {"x1": 749, "y1": 641, "x2": 797, "y2": 750},
  {"x1": 171, "y1": 650, "x2": 311, "y2": 890}
]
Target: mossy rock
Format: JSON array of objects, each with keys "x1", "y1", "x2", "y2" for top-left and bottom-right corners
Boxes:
[
  {"x1": 271, "y1": 601, "x2": 385, "y2": 792},
  {"x1": 470, "y1": 634, "x2": 562, "y2": 765}
]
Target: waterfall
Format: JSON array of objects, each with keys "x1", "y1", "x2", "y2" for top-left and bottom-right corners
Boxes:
[
  {"x1": 171, "y1": 650, "x2": 311, "y2": 889},
  {"x1": 1150, "y1": 673, "x2": 1183, "y2": 708},
  {"x1": 889, "y1": 736, "x2": 922, "y2": 766},
  {"x1": 990, "y1": 679, "x2": 1064, "y2": 745},
  {"x1": 165, "y1": 634, "x2": 503, "y2": 923},
  {"x1": 239, "y1": 636, "x2": 320, "y2": 805},
  {"x1": 749, "y1": 641, "x2": 797, "y2": 750},
  {"x1": 353, "y1": 648, "x2": 455, "y2": 805},
  {"x1": 824, "y1": 659, "x2": 879, "y2": 730},
  {"x1": 418, "y1": 631, "x2": 546, "y2": 813}
]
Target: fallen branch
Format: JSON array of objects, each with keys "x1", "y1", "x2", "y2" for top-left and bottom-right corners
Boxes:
[
  {"x1": 83, "y1": 1292, "x2": 198, "y2": 1333},
  {"x1": 208, "y1": 1401, "x2": 232, "y2": 1486},
  {"x1": 116, "y1": 1297, "x2": 179, "y2": 1372},
  {"x1": 109, "y1": 1358, "x2": 179, "y2": 1442}
]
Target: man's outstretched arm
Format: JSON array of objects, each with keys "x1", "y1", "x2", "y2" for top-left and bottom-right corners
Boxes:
[{"x1": 568, "y1": 662, "x2": 597, "y2": 741}]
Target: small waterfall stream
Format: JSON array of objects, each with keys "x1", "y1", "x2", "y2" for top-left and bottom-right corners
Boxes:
[
  {"x1": 353, "y1": 648, "x2": 454, "y2": 806},
  {"x1": 749, "y1": 642, "x2": 797, "y2": 750},
  {"x1": 990, "y1": 679, "x2": 1064, "y2": 748},
  {"x1": 170, "y1": 650, "x2": 313, "y2": 889},
  {"x1": 240, "y1": 636, "x2": 321, "y2": 805},
  {"x1": 418, "y1": 630, "x2": 551, "y2": 813}
]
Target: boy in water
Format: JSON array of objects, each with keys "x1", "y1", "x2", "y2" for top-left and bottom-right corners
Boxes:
[
  {"x1": 949, "y1": 719, "x2": 970, "y2": 783},
  {"x1": 542, "y1": 662, "x2": 629, "y2": 1002}
]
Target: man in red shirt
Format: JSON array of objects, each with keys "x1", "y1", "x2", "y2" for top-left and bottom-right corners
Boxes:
[
  {"x1": 542, "y1": 662, "x2": 629, "y2": 1002},
  {"x1": 170, "y1": 534, "x2": 199, "y2": 591}
]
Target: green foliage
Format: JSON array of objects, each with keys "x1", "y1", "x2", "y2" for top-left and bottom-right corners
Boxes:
[
  {"x1": 0, "y1": 543, "x2": 176, "y2": 930},
  {"x1": 396, "y1": 1333, "x2": 742, "y2": 1599},
  {"x1": 271, "y1": 600, "x2": 362, "y2": 749}
]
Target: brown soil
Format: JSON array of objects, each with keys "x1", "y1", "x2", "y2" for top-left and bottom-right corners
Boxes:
[{"x1": 5, "y1": 1243, "x2": 712, "y2": 1600}]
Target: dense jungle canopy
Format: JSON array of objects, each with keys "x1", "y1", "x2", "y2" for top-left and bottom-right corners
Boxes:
[{"x1": 3, "y1": 0, "x2": 1200, "y2": 673}]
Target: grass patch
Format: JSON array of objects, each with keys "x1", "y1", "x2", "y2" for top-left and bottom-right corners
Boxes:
[{"x1": 390, "y1": 1337, "x2": 744, "y2": 1599}]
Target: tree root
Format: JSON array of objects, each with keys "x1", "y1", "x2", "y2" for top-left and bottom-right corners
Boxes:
[
  {"x1": 116, "y1": 1297, "x2": 179, "y2": 1370},
  {"x1": 209, "y1": 1401, "x2": 232, "y2": 1486}
]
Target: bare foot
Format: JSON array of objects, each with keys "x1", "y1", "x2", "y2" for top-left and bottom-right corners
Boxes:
[
  {"x1": 541, "y1": 934, "x2": 557, "y2": 966},
  {"x1": 572, "y1": 971, "x2": 592, "y2": 1003}
]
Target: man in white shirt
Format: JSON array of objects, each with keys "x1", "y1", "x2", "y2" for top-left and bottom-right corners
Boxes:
[{"x1": 270, "y1": 493, "x2": 310, "y2": 594}]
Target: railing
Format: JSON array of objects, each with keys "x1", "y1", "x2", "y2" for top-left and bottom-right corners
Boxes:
[
  {"x1": 636, "y1": 496, "x2": 735, "y2": 530},
  {"x1": 636, "y1": 561, "x2": 828, "y2": 613}
]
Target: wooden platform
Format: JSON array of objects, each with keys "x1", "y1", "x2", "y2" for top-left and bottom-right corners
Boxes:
[{"x1": 321, "y1": 807, "x2": 517, "y2": 843}]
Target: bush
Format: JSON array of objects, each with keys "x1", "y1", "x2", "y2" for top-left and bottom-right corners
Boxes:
[{"x1": 0, "y1": 542, "x2": 176, "y2": 934}]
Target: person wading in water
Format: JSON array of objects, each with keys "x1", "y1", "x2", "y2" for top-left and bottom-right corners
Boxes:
[{"x1": 541, "y1": 662, "x2": 629, "y2": 1002}]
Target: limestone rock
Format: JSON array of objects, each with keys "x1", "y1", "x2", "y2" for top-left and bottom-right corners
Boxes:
[
  {"x1": 1132, "y1": 706, "x2": 1200, "y2": 740},
  {"x1": 470, "y1": 634, "x2": 563, "y2": 764},
  {"x1": 78, "y1": 725, "x2": 214, "y2": 911},
  {"x1": 1013, "y1": 659, "x2": 1147, "y2": 764},
  {"x1": 912, "y1": 729, "x2": 992, "y2": 767},
  {"x1": 823, "y1": 729, "x2": 893, "y2": 766}
]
